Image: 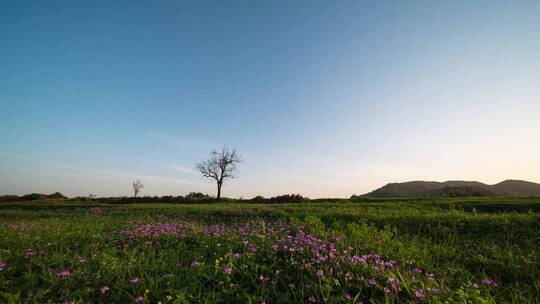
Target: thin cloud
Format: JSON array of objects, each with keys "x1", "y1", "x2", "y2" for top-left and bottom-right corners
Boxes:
[
  {"x1": 148, "y1": 160, "x2": 199, "y2": 175},
  {"x1": 0, "y1": 151, "x2": 203, "y2": 186},
  {"x1": 167, "y1": 164, "x2": 198, "y2": 175}
]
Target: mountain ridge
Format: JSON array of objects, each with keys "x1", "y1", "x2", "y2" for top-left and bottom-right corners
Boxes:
[{"x1": 362, "y1": 179, "x2": 540, "y2": 198}]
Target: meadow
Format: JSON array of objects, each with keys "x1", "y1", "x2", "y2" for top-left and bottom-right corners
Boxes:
[{"x1": 0, "y1": 197, "x2": 539, "y2": 303}]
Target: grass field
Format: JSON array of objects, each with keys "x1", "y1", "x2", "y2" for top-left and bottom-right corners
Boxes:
[{"x1": 0, "y1": 197, "x2": 539, "y2": 303}]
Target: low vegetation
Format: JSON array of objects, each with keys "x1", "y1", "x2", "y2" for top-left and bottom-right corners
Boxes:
[{"x1": 0, "y1": 197, "x2": 538, "y2": 303}]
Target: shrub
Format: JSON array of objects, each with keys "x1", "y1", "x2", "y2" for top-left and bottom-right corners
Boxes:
[{"x1": 269, "y1": 194, "x2": 308, "y2": 204}]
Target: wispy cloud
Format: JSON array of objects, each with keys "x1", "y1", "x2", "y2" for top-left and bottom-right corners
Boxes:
[
  {"x1": 167, "y1": 164, "x2": 198, "y2": 175},
  {"x1": 0, "y1": 151, "x2": 203, "y2": 186},
  {"x1": 150, "y1": 160, "x2": 199, "y2": 175}
]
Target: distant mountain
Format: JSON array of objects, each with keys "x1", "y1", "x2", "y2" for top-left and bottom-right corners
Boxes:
[
  {"x1": 493, "y1": 180, "x2": 540, "y2": 196},
  {"x1": 362, "y1": 180, "x2": 540, "y2": 198}
]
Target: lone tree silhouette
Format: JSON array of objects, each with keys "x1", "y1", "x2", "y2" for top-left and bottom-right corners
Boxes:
[
  {"x1": 132, "y1": 180, "x2": 144, "y2": 197},
  {"x1": 196, "y1": 147, "x2": 242, "y2": 201}
]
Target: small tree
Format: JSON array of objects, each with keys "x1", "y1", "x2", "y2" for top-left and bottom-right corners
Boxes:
[
  {"x1": 196, "y1": 147, "x2": 242, "y2": 201},
  {"x1": 132, "y1": 180, "x2": 144, "y2": 197}
]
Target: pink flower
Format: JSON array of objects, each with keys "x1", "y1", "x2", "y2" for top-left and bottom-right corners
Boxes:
[
  {"x1": 77, "y1": 257, "x2": 86, "y2": 264},
  {"x1": 316, "y1": 270, "x2": 324, "y2": 278},
  {"x1": 100, "y1": 285, "x2": 110, "y2": 294},
  {"x1": 368, "y1": 278, "x2": 377, "y2": 286},
  {"x1": 129, "y1": 276, "x2": 140, "y2": 284},
  {"x1": 232, "y1": 253, "x2": 242, "y2": 259},
  {"x1": 344, "y1": 292, "x2": 352, "y2": 300},
  {"x1": 308, "y1": 295, "x2": 317, "y2": 303},
  {"x1": 191, "y1": 261, "x2": 200, "y2": 268},
  {"x1": 0, "y1": 260, "x2": 6, "y2": 271},
  {"x1": 414, "y1": 290, "x2": 425, "y2": 298},
  {"x1": 482, "y1": 277, "x2": 498, "y2": 287},
  {"x1": 56, "y1": 269, "x2": 71, "y2": 278},
  {"x1": 223, "y1": 266, "x2": 233, "y2": 274},
  {"x1": 134, "y1": 295, "x2": 144, "y2": 303},
  {"x1": 25, "y1": 249, "x2": 35, "y2": 257}
]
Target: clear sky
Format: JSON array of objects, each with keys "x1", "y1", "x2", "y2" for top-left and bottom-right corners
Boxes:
[{"x1": 1, "y1": 1, "x2": 539, "y2": 198}]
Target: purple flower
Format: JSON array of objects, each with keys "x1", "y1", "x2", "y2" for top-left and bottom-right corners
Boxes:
[
  {"x1": 25, "y1": 249, "x2": 35, "y2": 257},
  {"x1": 129, "y1": 276, "x2": 140, "y2": 284},
  {"x1": 191, "y1": 261, "x2": 200, "y2": 268},
  {"x1": 368, "y1": 278, "x2": 378, "y2": 286},
  {"x1": 233, "y1": 253, "x2": 242, "y2": 259},
  {"x1": 0, "y1": 260, "x2": 6, "y2": 271},
  {"x1": 414, "y1": 290, "x2": 426, "y2": 298},
  {"x1": 384, "y1": 287, "x2": 390, "y2": 295},
  {"x1": 482, "y1": 277, "x2": 498, "y2": 287},
  {"x1": 223, "y1": 266, "x2": 233, "y2": 274},
  {"x1": 56, "y1": 269, "x2": 71, "y2": 278},
  {"x1": 316, "y1": 270, "x2": 324, "y2": 278},
  {"x1": 100, "y1": 285, "x2": 110, "y2": 294},
  {"x1": 308, "y1": 295, "x2": 317, "y2": 303},
  {"x1": 134, "y1": 295, "x2": 144, "y2": 303},
  {"x1": 344, "y1": 292, "x2": 352, "y2": 300},
  {"x1": 77, "y1": 257, "x2": 86, "y2": 264}
]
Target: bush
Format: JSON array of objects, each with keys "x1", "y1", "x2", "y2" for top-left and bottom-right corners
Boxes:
[
  {"x1": 185, "y1": 192, "x2": 212, "y2": 200},
  {"x1": 249, "y1": 196, "x2": 266, "y2": 203},
  {"x1": 269, "y1": 194, "x2": 308, "y2": 204}
]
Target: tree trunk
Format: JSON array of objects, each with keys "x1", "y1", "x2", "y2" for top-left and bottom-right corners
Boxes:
[{"x1": 216, "y1": 182, "x2": 222, "y2": 201}]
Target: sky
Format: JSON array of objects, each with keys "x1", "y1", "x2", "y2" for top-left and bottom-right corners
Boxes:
[{"x1": 1, "y1": 1, "x2": 540, "y2": 198}]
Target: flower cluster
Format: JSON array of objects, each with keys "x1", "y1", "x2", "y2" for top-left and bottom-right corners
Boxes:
[
  {"x1": 122, "y1": 223, "x2": 191, "y2": 238},
  {"x1": 56, "y1": 269, "x2": 71, "y2": 278},
  {"x1": 0, "y1": 215, "x2": 508, "y2": 303}
]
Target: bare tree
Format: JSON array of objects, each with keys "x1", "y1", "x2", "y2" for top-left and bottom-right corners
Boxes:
[
  {"x1": 132, "y1": 180, "x2": 144, "y2": 197},
  {"x1": 196, "y1": 147, "x2": 242, "y2": 200}
]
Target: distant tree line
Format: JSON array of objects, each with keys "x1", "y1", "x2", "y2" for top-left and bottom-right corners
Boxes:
[
  {"x1": 0, "y1": 192, "x2": 66, "y2": 203},
  {"x1": 86, "y1": 193, "x2": 310, "y2": 204},
  {"x1": 0, "y1": 193, "x2": 310, "y2": 204}
]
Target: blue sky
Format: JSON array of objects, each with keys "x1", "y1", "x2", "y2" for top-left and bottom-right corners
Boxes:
[{"x1": 1, "y1": 1, "x2": 539, "y2": 198}]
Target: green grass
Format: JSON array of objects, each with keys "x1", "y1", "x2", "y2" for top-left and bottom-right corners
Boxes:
[{"x1": 0, "y1": 197, "x2": 539, "y2": 303}]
